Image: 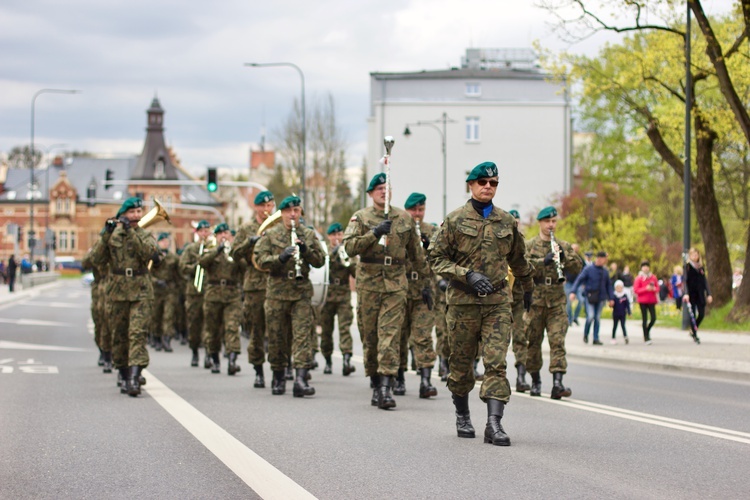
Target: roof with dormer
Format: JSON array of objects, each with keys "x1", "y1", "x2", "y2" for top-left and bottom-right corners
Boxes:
[{"x1": 131, "y1": 97, "x2": 179, "y2": 181}]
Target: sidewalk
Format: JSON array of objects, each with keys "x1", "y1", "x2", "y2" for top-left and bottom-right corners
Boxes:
[
  {"x1": 0, "y1": 280, "x2": 62, "y2": 306},
  {"x1": 559, "y1": 318, "x2": 750, "y2": 381}
]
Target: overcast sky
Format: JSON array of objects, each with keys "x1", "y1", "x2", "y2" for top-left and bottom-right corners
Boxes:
[{"x1": 0, "y1": 0, "x2": 737, "y2": 175}]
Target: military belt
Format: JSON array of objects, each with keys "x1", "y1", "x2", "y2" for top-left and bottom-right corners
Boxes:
[
  {"x1": 112, "y1": 268, "x2": 149, "y2": 277},
  {"x1": 208, "y1": 279, "x2": 238, "y2": 286},
  {"x1": 359, "y1": 256, "x2": 405, "y2": 266},
  {"x1": 409, "y1": 272, "x2": 420, "y2": 281},
  {"x1": 534, "y1": 276, "x2": 564, "y2": 286},
  {"x1": 269, "y1": 270, "x2": 305, "y2": 280},
  {"x1": 450, "y1": 279, "x2": 507, "y2": 297}
]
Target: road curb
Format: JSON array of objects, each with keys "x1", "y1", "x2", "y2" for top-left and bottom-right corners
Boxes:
[{"x1": 0, "y1": 281, "x2": 63, "y2": 306}]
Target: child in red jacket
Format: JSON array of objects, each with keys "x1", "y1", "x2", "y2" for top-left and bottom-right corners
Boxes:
[{"x1": 633, "y1": 261, "x2": 659, "y2": 344}]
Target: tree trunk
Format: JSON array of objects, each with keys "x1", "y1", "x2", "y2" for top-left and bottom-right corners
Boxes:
[{"x1": 728, "y1": 223, "x2": 750, "y2": 322}]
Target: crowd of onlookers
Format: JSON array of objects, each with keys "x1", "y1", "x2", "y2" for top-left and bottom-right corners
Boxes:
[{"x1": 0, "y1": 254, "x2": 46, "y2": 293}]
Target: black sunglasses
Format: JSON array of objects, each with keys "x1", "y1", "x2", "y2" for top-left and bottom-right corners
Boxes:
[{"x1": 477, "y1": 179, "x2": 499, "y2": 187}]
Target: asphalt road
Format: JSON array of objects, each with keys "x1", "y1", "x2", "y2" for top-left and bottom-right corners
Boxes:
[{"x1": 1, "y1": 281, "x2": 749, "y2": 499}]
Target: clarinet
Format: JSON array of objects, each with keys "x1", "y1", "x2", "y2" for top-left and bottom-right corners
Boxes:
[
  {"x1": 549, "y1": 230, "x2": 566, "y2": 283},
  {"x1": 290, "y1": 219, "x2": 304, "y2": 281}
]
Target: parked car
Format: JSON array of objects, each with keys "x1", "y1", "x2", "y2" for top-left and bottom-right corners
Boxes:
[{"x1": 81, "y1": 272, "x2": 94, "y2": 286}]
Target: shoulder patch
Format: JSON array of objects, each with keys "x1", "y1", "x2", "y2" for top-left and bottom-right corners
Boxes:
[{"x1": 350, "y1": 216, "x2": 357, "y2": 222}]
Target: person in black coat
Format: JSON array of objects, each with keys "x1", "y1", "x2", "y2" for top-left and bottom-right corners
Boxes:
[
  {"x1": 7, "y1": 254, "x2": 18, "y2": 292},
  {"x1": 685, "y1": 247, "x2": 713, "y2": 330}
]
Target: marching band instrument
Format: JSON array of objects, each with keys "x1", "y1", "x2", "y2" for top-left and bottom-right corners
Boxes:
[
  {"x1": 138, "y1": 198, "x2": 171, "y2": 229},
  {"x1": 193, "y1": 241, "x2": 205, "y2": 290},
  {"x1": 379, "y1": 136, "x2": 394, "y2": 247},
  {"x1": 337, "y1": 245, "x2": 351, "y2": 268},
  {"x1": 290, "y1": 219, "x2": 304, "y2": 281},
  {"x1": 549, "y1": 230, "x2": 566, "y2": 283},
  {"x1": 311, "y1": 235, "x2": 330, "y2": 309}
]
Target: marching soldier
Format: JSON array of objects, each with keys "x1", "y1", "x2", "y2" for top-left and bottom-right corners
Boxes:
[
  {"x1": 174, "y1": 244, "x2": 189, "y2": 345},
  {"x1": 343, "y1": 173, "x2": 428, "y2": 410},
  {"x1": 91, "y1": 197, "x2": 158, "y2": 397},
  {"x1": 232, "y1": 191, "x2": 275, "y2": 388},
  {"x1": 150, "y1": 232, "x2": 180, "y2": 352},
  {"x1": 508, "y1": 209, "x2": 530, "y2": 392},
  {"x1": 435, "y1": 275, "x2": 450, "y2": 381},
  {"x1": 429, "y1": 162, "x2": 533, "y2": 446},
  {"x1": 524, "y1": 206, "x2": 583, "y2": 399},
  {"x1": 179, "y1": 220, "x2": 212, "y2": 368},
  {"x1": 254, "y1": 196, "x2": 325, "y2": 397},
  {"x1": 199, "y1": 223, "x2": 243, "y2": 375},
  {"x1": 397, "y1": 192, "x2": 437, "y2": 399},
  {"x1": 82, "y1": 249, "x2": 112, "y2": 373},
  {"x1": 319, "y1": 223, "x2": 357, "y2": 376}
]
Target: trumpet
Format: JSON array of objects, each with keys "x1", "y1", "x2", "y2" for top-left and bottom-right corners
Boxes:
[
  {"x1": 290, "y1": 219, "x2": 304, "y2": 281},
  {"x1": 549, "y1": 230, "x2": 566, "y2": 283}
]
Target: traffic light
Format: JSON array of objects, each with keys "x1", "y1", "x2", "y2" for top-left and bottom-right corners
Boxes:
[
  {"x1": 207, "y1": 167, "x2": 218, "y2": 192},
  {"x1": 105, "y1": 169, "x2": 114, "y2": 190}
]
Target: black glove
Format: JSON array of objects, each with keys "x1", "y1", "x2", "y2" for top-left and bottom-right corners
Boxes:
[
  {"x1": 105, "y1": 220, "x2": 117, "y2": 233},
  {"x1": 523, "y1": 291, "x2": 533, "y2": 312},
  {"x1": 422, "y1": 286, "x2": 434, "y2": 310},
  {"x1": 217, "y1": 242, "x2": 226, "y2": 253},
  {"x1": 466, "y1": 271, "x2": 494, "y2": 295},
  {"x1": 118, "y1": 217, "x2": 131, "y2": 230},
  {"x1": 558, "y1": 248, "x2": 565, "y2": 262},
  {"x1": 297, "y1": 240, "x2": 307, "y2": 254},
  {"x1": 420, "y1": 233, "x2": 430, "y2": 250},
  {"x1": 151, "y1": 251, "x2": 162, "y2": 267},
  {"x1": 249, "y1": 235, "x2": 260, "y2": 246},
  {"x1": 543, "y1": 252, "x2": 555, "y2": 266},
  {"x1": 437, "y1": 279, "x2": 448, "y2": 292},
  {"x1": 279, "y1": 246, "x2": 296, "y2": 264},
  {"x1": 155, "y1": 279, "x2": 167, "y2": 289},
  {"x1": 371, "y1": 220, "x2": 392, "y2": 238}
]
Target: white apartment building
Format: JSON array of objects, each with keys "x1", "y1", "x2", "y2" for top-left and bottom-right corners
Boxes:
[{"x1": 367, "y1": 48, "x2": 572, "y2": 223}]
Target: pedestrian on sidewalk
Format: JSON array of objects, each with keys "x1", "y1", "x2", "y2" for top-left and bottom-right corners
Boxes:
[
  {"x1": 569, "y1": 251, "x2": 614, "y2": 345},
  {"x1": 7, "y1": 255, "x2": 17, "y2": 292},
  {"x1": 611, "y1": 280, "x2": 631, "y2": 344},
  {"x1": 633, "y1": 260, "x2": 659, "y2": 344},
  {"x1": 671, "y1": 266, "x2": 684, "y2": 311},
  {"x1": 621, "y1": 265, "x2": 634, "y2": 304},
  {"x1": 684, "y1": 248, "x2": 713, "y2": 332}
]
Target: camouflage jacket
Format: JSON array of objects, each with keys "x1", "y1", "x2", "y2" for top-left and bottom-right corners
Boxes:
[
  {"x1": 199, "y1": 244, "x2": 243, "y2": 302},
  {"x1": 82, "y1": 249, "x2": 108, "y2": 296},
  {"x1": 231, "y1": 218, "x2": 267, "y2": 292},
  {"x1": 91, "y1": 225, "x2": 157, "y2": 302},
  {"x1": 326, "y1": 242, "x2": 356, "y2": 302},
  {"x1": 405, "y1": 221, "x2": 436, "y2": 300},
  {"x1": 179, "y1": 240, "x2": 206, "y2": 297},
  {"x1": 151, "y1": 250, "x2": 180, "y2": 295},
  {"x1": 429, "y1": 201, "x2": 533, "y2": 305},
  {"x1": 525, "y1": 235, "x2": 583, "y2": 308},
  {"x1": 343, "y1": 206, "x2": 428, "y2": 294},
  {"x1": 254, "y1": 223, "x2": 325, "y2": 301}
]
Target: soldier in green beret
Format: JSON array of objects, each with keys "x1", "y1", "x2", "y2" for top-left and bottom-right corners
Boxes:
[
  {"x1": 150, "y1": 232, "x2": 180, "y2": 353},
  {"x1": 231, "y1": 190, "x2": 276, "y2": 388},
  {"x1": 254, "y1": 196, "x2": 325, "y2": 397},
  {"x1": 524, "y1": 206, "x2": 583, "y2": 399},
  {"x1": 179, "y1": 220, "x2": 213, "y2": 368},
  {"x1": 429, "y1": 162, "x2": 534, "y2": 445},
  {"x1": 82, "y1": 248, "x2": 112, "y2": 373},
  {"x1": 91, "y1": 197, "x2": 158, "y2": 397},
  {"x1": 318, "y1": 222, "x2": 357, "y2": 375},
  {"x1": 397, "y1": 192, "x2": 438, "y2": 399},
  {"x1": 343, "y1": 174, "x2": 429, "y2": 410},
  {"x1": 507, "y1": 210, "x2": 531, "y2": 392}
]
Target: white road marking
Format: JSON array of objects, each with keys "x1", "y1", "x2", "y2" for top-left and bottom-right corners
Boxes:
[
  {"x1": 143, "y1": 370, "x2": 317, "y2": 500},
  {"x1": 0, "y1": 318, "x2": 74, "y2": 327},
  {"x1": 0, "y1": 340, "x2": 90, "y2": 352},
  {"x1": 16, "y1": 301, "x2": 85, "y2": 308}
]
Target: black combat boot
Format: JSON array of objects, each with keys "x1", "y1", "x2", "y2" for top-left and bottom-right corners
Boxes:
[
  {"x1": 253, "y1": 365, "x2": 265, "y2": 388},
  {"x1": 410, "y1": 347, "x2": 417, "y2": 372},
  {"x1": 191, "y1": 349, "x2": 199, "y2": 367},
  {"x1": 98, "y1": 349, "x2": 104, "y2": 367},
  {"x1": 484, "y1": 399, "x2": 511, "y2": 446},
  {"x1": 118, "y1": 367, "x2": 129, "y2": 394},
  {"x1": 419, "y1": 368, "x2": 438, "y2": 399},
  {"x1": 162, "y1": 335, "x2": 173, "y2": 353},
  {"x1": 323, "y1": 355, "x2": 333, "y2": 375},
  {"x1": 127, "y1": 366, "x2": 142, "y2": 397},
  {"x1": 102, "y1": 352, "x2": 113, "y2": 374},
  {"x1": 180, "y1": 331, "x2": 188, "y2": 345},
  {"x1": 550, "y1": 372, "x2": 572, "y2": 400},
  {"x1": 293, "y1": 368, "x2": 316, "y2": 397},
  {"x1": 154, "y1": 334, "x2": 162, "y2": 352},
  {"x1": 393, "y1": 368, "x2": 406, "y2": 396},
  {"x1": 211, "y1": 352, "x2": 221, "y2": 374},
  {"x1": 530, "y1": 371, "x2": 542, "y2": 397},
  {"x1": 271, "y1": 370, "x2": 286, "y2": 395},
  {"x1": 227, "y1": 352, "x2": 240, "y2": 375},
  {"x1": 515, "y1": 364, "x2": 530, "y2": 393},
  {"x1": 474, "y1": 359, "x2": 484, "y2": 380},
  {"x1": 378, "y1": 375, "x2": 397, "y2": 410},
  {"x1": 452, "y1": 393, "x2": 476, "y2": 438},
  {"x1": 311, "y1": 352, "x2": 319, "y2": 370},
  {"x1": 441, "y1": 358, "x2": 450, "y2": 382},
  {"x1": 204, "y1": 349, "x2": 213, "y2": 369},
  {"x1": 285, "y1": 365, "x2": 294, "y2": 381},
  {"x1": 342, "y1": 353, "x2": 356, "y2": 376},
  {"x1": 370, "y1": 375, "x2": 381, "y2": 406},
  {"x1": 438, "y1": 356, "x2": 445, "y2": 377}
]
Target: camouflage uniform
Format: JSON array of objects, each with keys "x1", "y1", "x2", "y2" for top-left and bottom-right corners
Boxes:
[
  {"x1": 429, "y1": 201, "x2": 533, "y2": 403},
  {"x1": 434, "y1": 278, "x2": 450, "y2": 376},
  {"x1": 151, "y1": 249, "x2": 180, "y2": 346},
  {"x1": 254, "y1": 223, "x2": 325, "y2": 372},
  {"x1": 179, "y1": 241, "x2": 207, "y2": 351},
  {"x1": 524, "y1": 235, "x2": 582, "y2": 375},
  {"x1": 199, "y1": 244, "x2": 243, "y2": 361},
  {"x1": 510, "y1": 279, "x2": 527, "y2": 366},
  {"x1": 82, "y1": 250, "x2": 105, "y2": 352},
  {"x1": 319, "y1": 243, "x2": 356, "y2": 359}
]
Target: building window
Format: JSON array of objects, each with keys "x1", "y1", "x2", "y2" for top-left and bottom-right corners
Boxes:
[
  {"x1": 466, "y1": 117, "x2": 480, "y2": 142},
  {"x1": 59, "y1": 230, "x2": 68, "y2": 251},
  {"x1": 465, "y1": 83, "x2": 481, "y2": 97},
  {"x1": 70, "y1": 231, "x2": 76, "y2": 250}
]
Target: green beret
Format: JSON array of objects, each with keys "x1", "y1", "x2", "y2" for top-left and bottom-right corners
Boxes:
[
  {"x1": 465, "y1": 162, "x2": 498, "y2": 182},
  {"x1": 366, "y1": 173, "x2": 387, "y2": 193},
  {"x1": 196, "y1": 220, "x2": 211, "y2": 230},
  {"x1": 536, "y1": 206, "x2": 558, "y2": 220},
  {"x1": 254, "y1": 190, "x2": 274, "y2": 205},
  {"x1": 230, "y1": 229, "x2": 236, "y2": 236},
  {"x1": 404, "y1": 192, "x2": 426, "y2": 209},
  {"x1": 157, "y1": 232, "x2": 170, "y2": 241},
  {"x1": 279, "y1": 195, "x2": 301, "y2": 210},
  {"x1": 115, "y1": 197, "x2": 143, "y2": 218},
  {"x1": 327, "y1": 222, "x2": 343, "y2": 235},
  {"x1": 214, "y1": 222, "x2": 230, "y2": 234},
  {"x1": 509, "y1": 209, "x2": 520, "y2": 219}
]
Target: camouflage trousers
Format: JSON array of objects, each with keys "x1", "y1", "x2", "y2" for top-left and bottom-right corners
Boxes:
[
  {"x1": 525, "y1": 302, "x2": 568, "y2": 374},
  {"x1": 109, "y1": 299, "x2": 152, "y2": 369},
  {"x1": 434, "y1": 298, "x2": 449, "y2": 359},
  {"x1": 185, "y1": 294, "x2": 205, "y2": 350},
  {"x1": 175, "y1": 293, "x2": 187, "y2": 336},
  {"x1": 447, "y1": 303, "x2": 512, "y2": 403},
  {"x1": 319, "y1": 298, "x2": 354, "y2": 356},
  {"x1": 152, "y1": 291, "x2": 177, "y2": 338},
  {"x1": 399, "y1": 298, "x2": 436, "y2": 369},
  {"x1": 243, "y1": 289, "x2": 266, "y2": 365},
  {"x1": 97, "y1": 292, "x2": 112, "y2": 352},
  {"x1": 265, "y1": 298, "x2": 313, "y2": 371},
  {"x1": 357, "y1": 289, "x2": 406, "y2": 377},
  {"x1": 511, "y1": 290, "x2": 528, "y2": 367},
  {"x1": 203, "y1": 298, "x2": 241, "y2": 354}
]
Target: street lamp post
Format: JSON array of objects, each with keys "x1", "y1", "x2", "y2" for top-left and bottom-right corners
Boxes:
[
  {"x1": 30, "y1": 88, "x2": 80, "y2": 265},
  {"x1": 586, "y1": 192, "x2": 598, "y2": 250},
  {"x1": 403, "y1": 112, "x2": 455, "y2": 219},
  {"x1": 244, "y1": 62, "x2": 306, "y2": 214}
]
